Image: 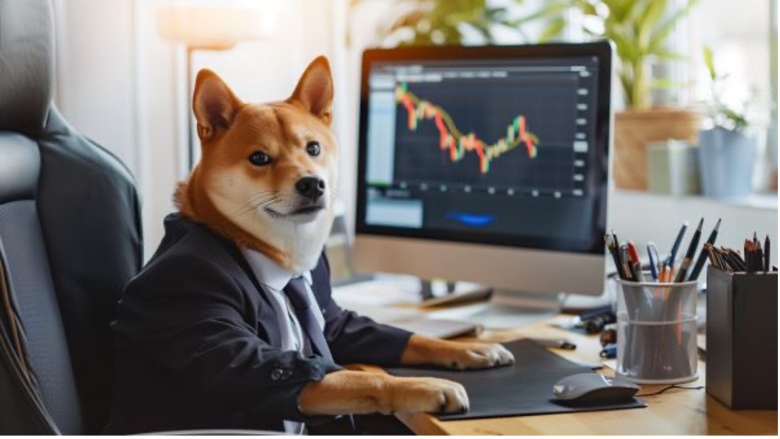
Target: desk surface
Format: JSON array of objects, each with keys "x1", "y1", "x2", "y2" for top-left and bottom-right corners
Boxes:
[{"x1": 359, "y1": 315, "x2": 777, "y2": 435}]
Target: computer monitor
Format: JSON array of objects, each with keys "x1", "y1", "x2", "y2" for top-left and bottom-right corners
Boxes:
[{"x1": 353, "y1": 42, "x2": 614, "y2": 298}]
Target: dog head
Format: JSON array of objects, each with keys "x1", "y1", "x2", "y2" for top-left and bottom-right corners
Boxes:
[{"x1": 177, "y1": 56, "x2": 338, "y2": 274}]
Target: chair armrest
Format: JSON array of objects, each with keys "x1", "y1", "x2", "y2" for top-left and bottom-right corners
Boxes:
[{"x1": 136, "y1": 429, "x2": 287, "y2": 435}]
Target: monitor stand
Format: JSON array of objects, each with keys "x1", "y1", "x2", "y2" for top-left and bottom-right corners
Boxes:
[{"x1": 426, "y1": 289, "x2": 562, "y2": 330}]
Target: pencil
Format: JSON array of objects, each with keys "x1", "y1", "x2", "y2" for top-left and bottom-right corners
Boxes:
[
  {"x1": 667, "y1": 221, "x2": 689, "y2": 271},
  {"x1": 688, "y1": 218, "x2": 720, "y2": 281},
  {"x1": 765, "y1": 235, "x2": 771, "y2": 272},
  {"x1": 675, "y1": 218, "x2": 703, "y2": 282}
]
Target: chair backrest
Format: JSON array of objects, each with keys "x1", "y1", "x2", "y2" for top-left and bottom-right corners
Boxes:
[{"x1": 0, "y1": 0, "x2": 143, "y2": 434}]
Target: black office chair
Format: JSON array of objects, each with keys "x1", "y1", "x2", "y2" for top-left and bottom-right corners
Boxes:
[{"x1": 0, "y1": 0, "x2": 143, "y2": 434}]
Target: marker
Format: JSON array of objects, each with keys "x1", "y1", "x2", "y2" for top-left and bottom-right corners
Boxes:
[
  {"x1": 627, "y1": 241, "x2": 645, "y2": 282},
  {"x1": 675, "y1": 218, "x2": 704, "y2": 282},
  {"x1": 688, "y1": 218, "x2": 720, "y2": 281},
  {"x1": 605, "y1": 234, "x2": 625, "y2": 279},
  {"x1": 621, "y1": 245, "x2": 636, "y2": 281}
]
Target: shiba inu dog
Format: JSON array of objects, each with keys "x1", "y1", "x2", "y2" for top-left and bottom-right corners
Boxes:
[{"x1": 175, "y1": 56, "x2": 513, "y2": 417}]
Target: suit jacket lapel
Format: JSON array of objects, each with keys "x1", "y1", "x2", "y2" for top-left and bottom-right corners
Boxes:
[{"x1": 211, "y1": 235, "x2": 283, "y2": 347}]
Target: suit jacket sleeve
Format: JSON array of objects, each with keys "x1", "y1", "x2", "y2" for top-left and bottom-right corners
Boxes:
[
  {"x1": 114, "y1": 253, "x2": 341, "y2": 423},
  {"x1": 312, "y1": 254, "x2": 413, "y2": 366}
]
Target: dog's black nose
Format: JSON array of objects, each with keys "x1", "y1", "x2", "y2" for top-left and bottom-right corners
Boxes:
[{"x1": 295, "y1": 176, "x2": 326, "y2": 200}]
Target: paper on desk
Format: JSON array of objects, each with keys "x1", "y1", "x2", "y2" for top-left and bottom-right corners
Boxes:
[{"x1": 332, "y1": 275, "x2": 422, "y2": 308}]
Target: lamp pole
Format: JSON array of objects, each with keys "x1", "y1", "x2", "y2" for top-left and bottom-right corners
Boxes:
[{"x1": 186, "y1": 45, "x2": 195, "y2": 171}]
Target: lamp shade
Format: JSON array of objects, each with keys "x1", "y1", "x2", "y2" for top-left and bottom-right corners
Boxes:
[{"x1": 157, "y1": 0, "x2": 279, "y2": 50}]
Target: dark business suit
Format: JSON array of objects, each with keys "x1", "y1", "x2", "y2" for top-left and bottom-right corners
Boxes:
[{"x1": 106, "y1": 214, "x2": 412, "y2": 434}]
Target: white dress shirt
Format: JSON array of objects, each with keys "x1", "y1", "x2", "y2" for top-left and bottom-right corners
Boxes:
[{"x1": 240, "y1": 248, "x2": 326, "y2": 434}]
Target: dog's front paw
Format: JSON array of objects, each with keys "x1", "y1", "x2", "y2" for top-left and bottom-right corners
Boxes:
[
  {"x1": 445, "y1": 342, "x2": 514, "y2": 370},
  {"x1": 382, "y1": 377, "x2": 469, "y2": 415}
]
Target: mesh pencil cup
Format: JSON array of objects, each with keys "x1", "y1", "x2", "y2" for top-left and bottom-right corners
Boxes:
[{"x1": 615, "y1": 274, "x2": 699, "y2": 384}]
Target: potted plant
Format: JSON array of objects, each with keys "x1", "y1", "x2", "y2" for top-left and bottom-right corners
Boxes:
[
  {"x1": 350, "y1": 0, "x2": 702, "y2": 190},
  {"x1": 523, "y1": 0, "x2": 702, "y2": 190},
  {"x1": 348, "y1": 0, "x2": 526, "y2": 46},
  {"x1": 697, "y1": 46, "x2": 756, "y2": 198}
]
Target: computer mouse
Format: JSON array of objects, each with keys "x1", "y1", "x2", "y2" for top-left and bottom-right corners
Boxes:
[{"x1": 552, "y1": 373, "x2": 640, "y2": 405}]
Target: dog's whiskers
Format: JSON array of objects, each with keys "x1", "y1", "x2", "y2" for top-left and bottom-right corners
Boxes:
[
  {"x1": 329, "y1": 188, "x2": 345, "y2": 202},
  {"x1": 231, "y1": 191, "x2": 279, "y2": 218}
]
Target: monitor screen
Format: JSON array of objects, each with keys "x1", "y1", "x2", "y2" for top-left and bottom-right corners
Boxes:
[{"x1": 356, "y1": 43, "x2": 612, "y2": 255}]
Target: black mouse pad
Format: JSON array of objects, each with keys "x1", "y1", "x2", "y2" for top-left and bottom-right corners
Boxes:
[{"x1": 387, "y1": 339, "x2": 645, "y2": 420}]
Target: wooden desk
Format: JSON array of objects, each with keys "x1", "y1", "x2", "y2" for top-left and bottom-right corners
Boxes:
[{"x1": 362, "y1": 315, "x2": 777, "y2": 435}]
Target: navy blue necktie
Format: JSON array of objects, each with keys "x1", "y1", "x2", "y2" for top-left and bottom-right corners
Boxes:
[
  {"x1": 284, "y1": 277, "x2": 356, "y2": 434},
  {"x1": 283, "y1": 277, "x2": 333, "y2": 362}
]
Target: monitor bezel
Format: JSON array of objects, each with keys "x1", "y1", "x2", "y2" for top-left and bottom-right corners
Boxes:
[{"x1": 354, "y1": 41, "x2": 613, "y2": 255}]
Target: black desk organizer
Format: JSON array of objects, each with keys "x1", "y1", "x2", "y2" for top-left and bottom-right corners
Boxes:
[{"x1": 706, "y1": 267, "x2": 778, "y2": 409}]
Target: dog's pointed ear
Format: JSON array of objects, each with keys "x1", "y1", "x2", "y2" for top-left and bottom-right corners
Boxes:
[
  {"x1": 193, "y1": 69, "x2": 243, "y2": 140},
  {"x1": 289, "y1": 56, "x2": 333, "y2": 125}
]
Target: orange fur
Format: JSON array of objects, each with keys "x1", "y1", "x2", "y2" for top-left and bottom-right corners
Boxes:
[
  {"x1": 178, "y1": 56, "x2": 515, "y2": 417},
  {"x1": 178, "y1": 58, "x2": 337, "y2": 272}
]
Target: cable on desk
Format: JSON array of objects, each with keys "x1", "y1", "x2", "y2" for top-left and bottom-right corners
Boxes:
[{"x1": 636, "y1": 384, "x2": 704, "y2": 397}]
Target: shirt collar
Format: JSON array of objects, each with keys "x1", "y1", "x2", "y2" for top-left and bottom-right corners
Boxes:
[{"x1": 240, "y1": 248, "x2": 312, "y2": 291}]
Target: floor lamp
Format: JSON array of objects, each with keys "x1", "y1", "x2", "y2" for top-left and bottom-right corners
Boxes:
[{"x1": 157, "y1": 1, "x2": 277, "y2": 170}]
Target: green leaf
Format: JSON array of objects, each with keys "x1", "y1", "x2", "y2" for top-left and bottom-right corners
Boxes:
[
  {"x1": 539, "y1": 17, "x2": 567, "y2": 42},
  {"x1": 575, "y1": 0, "x2": 599, "y2": 17},
  {"x1": 647, "y1": 0, "x2": 701, "y2": 54},
  {"x1": 651, "y1": 77, "x2": 687, "y2": 90},
  {"x1": 608, "y1": 0, "x2": 642, "y2": 23},
  {"x1": 723, "y1": 108, "x2": 749, "y2": 131},
  {"x1": 703, "y1": 46, "x2": 717, "y2": 81},
  {"x1": 619, "y1": 69, "x2": 634, "y2": 106},
  {"x1": 637, "y1": 0, "x2": 667, "y2": 48},
  {"x1": 504, "y1": 1, "x2": 569, "y2": 28},
  {"x1": 649, "y1": 49, "x2": 686, "y2": 60}
]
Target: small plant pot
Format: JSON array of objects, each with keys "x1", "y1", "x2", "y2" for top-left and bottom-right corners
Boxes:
[
  {"x1": 647, "y1": 140, "x2": 701, "y2": 195},
  {"x1": 697, "y1": 127, "x2": 756, "y2": 199},
  {"x1": 613, "y1": 108, "x2": 701, "y2": 191}
]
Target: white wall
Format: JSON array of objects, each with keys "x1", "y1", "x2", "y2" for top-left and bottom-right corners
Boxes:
[
  {"x1": 54, "y1": 0, "x2": 138, "y2": 172},
  {"x1": 608, "y1": 190, "x2": 777, "y2": 264},
  {"x1": 55, "y1": 0, "x2": 348, "y2": 259},
  {"x1": 53, "y1": 0, "x2": 778, "y2": 266}
]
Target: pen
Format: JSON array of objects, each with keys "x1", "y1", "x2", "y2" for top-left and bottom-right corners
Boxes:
[
  {"x1": 647, "y1": 243, "x2": 659, "y2": 281},
  {"x1": 660, "y1": 261, "x2": 669, "y2": 282},
  {"x1": 621, "y1": 245, "x2": 637, "y2": 281},
  {"x1": 612, "y1": 231, "x2": 628, "y2": 278},
  {"x1": 605, "y1": 234, "x2": 625, "y2": 279},
  {"x1": 627, "y1": 241, "x2": 645, "y2": 282},
  {"x1": 529, "y1": 338, "x2": 577, "y2": 350},
  {"x1": 765, "y1": 235, "x2": 771, "y2": 272},
  {"x1": 688, "y1": 218, "x2": 720, "y2": 281},
  {"x1": 675, "y1": 218, "x2": 703, "y2": 282},
  {"x1": 667, "y1": 221, "x2": 689, "y2": 270}
]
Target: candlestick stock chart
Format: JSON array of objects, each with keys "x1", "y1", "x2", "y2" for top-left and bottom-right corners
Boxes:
[{"x1": 392, "y1": 78, "x2": 581, "y2": 194}]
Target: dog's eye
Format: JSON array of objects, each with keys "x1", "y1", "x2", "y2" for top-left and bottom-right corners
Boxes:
[
  {"x1": 306, "y1": 141, "x2": 321, "y2": 157},
  {"x1": 248, "y1": 151, "x2": 271, "y2": 166}
]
